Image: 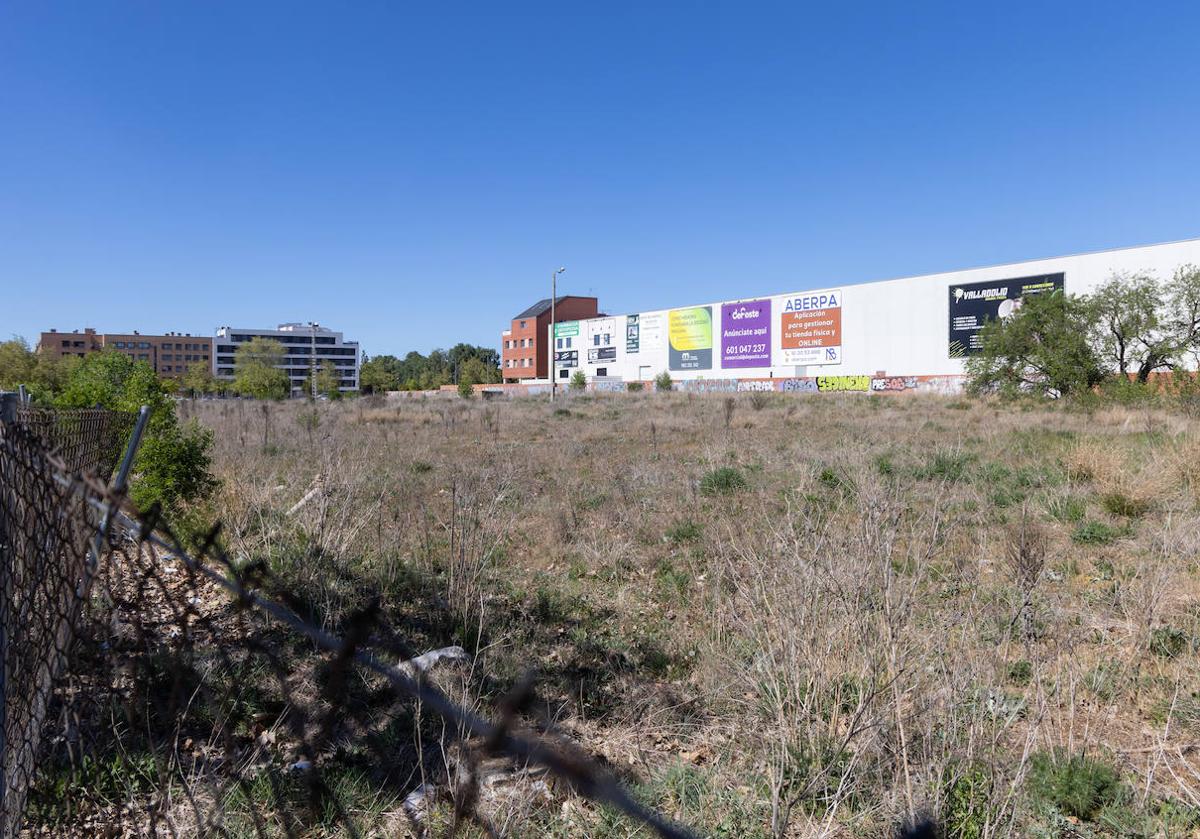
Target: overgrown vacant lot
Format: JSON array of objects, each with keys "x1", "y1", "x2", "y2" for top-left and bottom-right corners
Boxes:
[{"x1": 184, "y1": 393, "x2": 1200, "y2": 837}]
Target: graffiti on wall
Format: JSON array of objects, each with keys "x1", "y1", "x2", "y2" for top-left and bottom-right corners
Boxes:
[
  {"x1": 776, "y1": 378, "x2": 819, "y2": 393},
  {"x1": 737, "y1": 380, "x2": 775, "y2": 392},
  {"x1": 870, "y1": 376, "x2": 918, "y2": 392},
  {"x1": 677, "y1": 378, "x2": 740, "y2": 393},
  {"x1": 817, "y1": 375, "x2": 871, "y2": 392}
]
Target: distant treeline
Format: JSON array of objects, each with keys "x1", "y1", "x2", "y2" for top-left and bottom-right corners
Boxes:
[{"x1": 359, "y1": 344, "x2": 501, "y2": 392}]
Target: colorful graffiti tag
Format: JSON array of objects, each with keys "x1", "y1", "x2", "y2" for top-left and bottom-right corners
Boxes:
[{"x1": 817, "y1": 375, "x2": 871, "y2": 392}]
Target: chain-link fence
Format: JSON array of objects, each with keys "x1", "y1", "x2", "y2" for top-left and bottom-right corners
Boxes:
[{"x1": 0, "y1": 404, "x2": 698, "y2": 838}]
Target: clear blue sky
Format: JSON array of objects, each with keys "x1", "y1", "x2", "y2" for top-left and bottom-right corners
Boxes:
[{"x1": 2, "y1": 2, "x2": 1198, "y2": 357}]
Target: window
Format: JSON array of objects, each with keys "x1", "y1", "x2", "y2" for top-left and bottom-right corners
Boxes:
[
  {"x1": 138, "y1": 354, "x2": 149, "y2": 360},
  {"x1": 559, "y1": 369, "x2": 568, "y2": 378},
  {"x1": 596, "y1": 368, "x2": 607, "y2": 377},
  {"x1": 565, "y1": 337, "x2": 572, "y2": 348},
  {"x1": 139, "y1": 342, "x2": 150, "y2": 349},
  {"x1": 519, "y1": 320, "x2": 527, "y2": 329},
  {"x1": 556, "y1": 338, "x2": 562, "y2": 350},
  {"x1": 114, "y1": 341, "x2": 125, "y2": 348},
  {"x1": 162, "y1": 343, "x2": 172, "y2": 350},
  {"x1": 593, "y1": 335, "x2": 600, "y2": 346},
  {"x1": 163, "y1": 365, "x2": 172, "y2": 372},
  {"x1": 61, "y1": 340, "x2": 69, "y2": 347}
]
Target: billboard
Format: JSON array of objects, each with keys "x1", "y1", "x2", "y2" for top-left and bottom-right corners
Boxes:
[
  {"x1": 555, "y1": 350, "x2": 578, "y2": 368},
  {"x1": 948, "y1": 273, "x2": 1064, "y2": 357},
  {"x1": 720, "y1": 299, "x2": 771, "y2": 369},
  {"x1": 626, "y1": 315, "x2": 640, "y2": 353},
  {"x1": 588, "y1": 347, "x2": 617, "y2": 363},
  {"x1": 777, "y1": 288, "x2": 842, "y2": 366},
  {"x1": 668, "y1": 306, "x2": 713, "y2": 371},
  {"x1": 554, "y1": 321, "x2": 579, "y2": 338}
]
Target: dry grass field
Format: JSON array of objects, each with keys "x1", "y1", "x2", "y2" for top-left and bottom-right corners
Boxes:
[{"x1": 177, "y1": 392, "x2": 1200, "y2": 838}]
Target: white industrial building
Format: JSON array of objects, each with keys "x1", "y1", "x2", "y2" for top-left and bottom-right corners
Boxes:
[
  {"x1": 213, "y1": 323, "x2": 360, "y2": 395},
  {"x1": 551, "y1": 238, "x2": 1200, "y2": 390}
]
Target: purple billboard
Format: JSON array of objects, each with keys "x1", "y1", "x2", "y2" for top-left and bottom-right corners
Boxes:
[{"x1": 720, "y1": 299, "x2": 771, "y2": 368}]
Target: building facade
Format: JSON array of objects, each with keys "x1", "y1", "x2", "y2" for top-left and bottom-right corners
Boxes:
[
  {"x1": 550, "y1": 238, "x2": 1200, "y2": 387},
  {"x1": 501, "y1": 296, "x2": 599, "y2": 382},
  {"x1": 213, "y1": 323, "x2": 360, "y2": 395},
  {"x1": 37, "y1": 328, "x2": 212, "y2": 377}
]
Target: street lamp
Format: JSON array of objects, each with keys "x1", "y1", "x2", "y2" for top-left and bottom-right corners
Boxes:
[
  {"x1": 308, "y1": 321, "x2": 320, "y2": 399},
  {"x1": 550, "y1": 267, "x2": 565, "y2": 402}
]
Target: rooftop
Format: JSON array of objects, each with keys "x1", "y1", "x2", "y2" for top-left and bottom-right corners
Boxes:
[{"x1": 512, "y1": 295, "x2": 597, "y2": 320}]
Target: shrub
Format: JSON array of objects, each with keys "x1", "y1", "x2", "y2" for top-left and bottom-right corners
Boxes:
[
  {"x1": 1007, "y1": 659, "x2": 1033, "y2": 686},
  {"x1": 569, "y1": 370, "x2": 587, "y2": 391},
  {"x1": 916, "y1": 450, "x2": 974, "y2": 482},
  {"x1": 626, "y1": 381, "x2": 644, "y2": 392},
  {"x1": 666, "y1": 520, "x2": 703, "y2": 543},
  {"x1": 457, "y1": 379, "x2": 474, "y2": 399},
  {"x1": 1100, "y1": 491, "x2": 1151, "y2": 518},
  {"x1": 1026, "y1": 750, "x2": 1122, "y2": 821},
  {"x1": 1072, "y1": 520, "x2": 1124, "y2": 545},
  {"x1": 943, "y1": 763, "x2": 993, "y2": 839},
  {"x1": 1046, "y1": 495, "x2": 1086, "y2": 523},
  {"x1": 699, "y1": 466, "x2": 747, "y2": 496},
  {"x1": 748, "y1": 391, "x2": 771, "y2": 411},
  {"x1": 654, "y1": 371, "x2": 673, "y2": 392},
  {"x1": 1150, "y1": 626, "x2": 1189, "y2": 659}
]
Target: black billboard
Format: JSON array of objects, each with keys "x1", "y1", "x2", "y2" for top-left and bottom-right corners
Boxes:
[
  {"x1": 588, "y1": 346, "x2": 616, "y2": 363},
  {"x1": 948, "y1": 273, "x2": 1064, "y2": 357},
  {"x1": 554, "y1": 350, "x2": 578, "y2": 369}
]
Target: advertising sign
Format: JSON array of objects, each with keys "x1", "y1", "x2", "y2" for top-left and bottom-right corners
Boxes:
[
  {"x1": 668, "y1": 306, "x2": 713, "y2": 371},
  {"x1": 626, "y1": 314, "x2": 640, "y2": 353},
  {"x1": 554, "y1": 321, "x2": 579, "y2": 338},
  {"x1": 588, "y1": 347, "x2": 617, "y2": 363},
  {"x1": 638, "y1": 312, "x2": 667, "y2": 351},
  {"x1": 948, "y1": 273, "x2": 1064, "y2": 357},
  {"x1": 778, "y1": 288, "x2": 842, "y2": 366},
  {"x1": 554, "y1": 350, "x2": 578, "y2": 368},
  {"x1": 720, "y1": 299, "x2": 771, "y2": 369}
]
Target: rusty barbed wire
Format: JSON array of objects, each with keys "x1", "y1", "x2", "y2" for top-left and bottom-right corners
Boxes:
[{"x1": 0, "y1": 409, "x2": 700, "y2": 838}]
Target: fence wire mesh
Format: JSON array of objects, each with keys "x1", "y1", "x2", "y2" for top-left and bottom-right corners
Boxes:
[{"x1": 0, "y1": 409, "x2": 698, "y2": 839}]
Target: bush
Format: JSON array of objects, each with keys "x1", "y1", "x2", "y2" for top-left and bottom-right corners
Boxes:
[
  {"x1": 916, "y1": 450, "x2": 974, "y2": 482},
  {"x1": 1046, "y1": 495, "x2": 1086, "y2": 523},
  {"x1": 1150, "y1": 626, "x2": 1189, "y2": 659},
  {"x1": 1099, "y1": 491, "x2": 1151, "y2": 518},
  {"x1": 654, "y1": 371, "x2": 673, "y2": 392},
  {"x1": 569, "y1": 370, "x2": 587, "y2": 391},
  {"x1": 1027, "y1": 750, "x2": 1122, "y2": 821},
  {"x1": 457, "y1": 379, "x2": 474, "y2": 399},
  {"x1": 626, "y1": 381, "x2": 644, "y2": 392},
  {"x1": 1072, "y1": 520, "x2": 1124, "y2": 545},
  {"x1": 666, "y1": 520, "x2": 703, "y2": 543},
  {"x1": 943, "y1": 763, "x2": 993, "y2": 839},
  {"x1": 700, "y1": 466, "x2": 747, "y2": 496}
]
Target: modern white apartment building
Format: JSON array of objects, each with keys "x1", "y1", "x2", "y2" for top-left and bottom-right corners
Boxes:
[{"x1": 213, "y1": 323, "x2": 360, "y2": 394}]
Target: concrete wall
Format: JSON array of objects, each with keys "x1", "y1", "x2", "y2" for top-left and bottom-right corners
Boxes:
[{"x1": 551, "y1": 238, "x2": 1200, "y2": 383}]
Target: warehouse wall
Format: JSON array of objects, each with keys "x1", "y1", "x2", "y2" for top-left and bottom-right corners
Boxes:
[{"x1": 552, "y1": 238, "x2": 1200, "y2": 383}]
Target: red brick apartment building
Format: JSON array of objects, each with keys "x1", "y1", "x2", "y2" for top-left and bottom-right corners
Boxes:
[
  {"x1": 38, "y1": 328, "x2": 213, "y2": 378},
  {"x1": 501, "y1": 296, "x2": 598, "y2": 383}
]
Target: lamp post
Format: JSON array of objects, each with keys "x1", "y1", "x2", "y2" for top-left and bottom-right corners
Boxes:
[
  {"x1": 308, "y1": 321, "x2": 319, "y2": 399},
  {"x1": 550, "y1": 267, "x2": 565, "y2": 402}
]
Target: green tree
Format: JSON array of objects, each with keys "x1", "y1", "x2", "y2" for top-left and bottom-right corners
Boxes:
[
  {"x1": 311, "y1": 360, "x2": 342, "y2": 399},
  {"x1": 1086, "y1": 272, "x2": 1174, "y2": 382},
  {"x1": 180, "y1": 361, "x2": 215, "y2": 398},
  {"x1": 54, "y1": 351, "x2": 216, "y2": 514},
  {"x1": 965, "y1": 291, "x2": 1105, "y2": 398},
  {"x1": 569, "y1": 369, "x2": 587, "y2": 391},
  {"x1": 233, "y1": 337, "x2": 290, "y2": 400},
  {"x1": 359, "y1": 354, "x2": 401, "y2": 393},
  {"x1": 0, "y1": 337, "x2": 37, "y2": 389}
]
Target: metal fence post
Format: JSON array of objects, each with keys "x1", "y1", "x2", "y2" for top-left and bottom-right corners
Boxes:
[{"x1": 0, "y1": 392, "x2": 15, "y2": 832}]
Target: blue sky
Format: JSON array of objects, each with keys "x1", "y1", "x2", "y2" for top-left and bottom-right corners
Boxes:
[{"x1": 2, "y1": 2, "x2": 1198, "y2": 357}]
